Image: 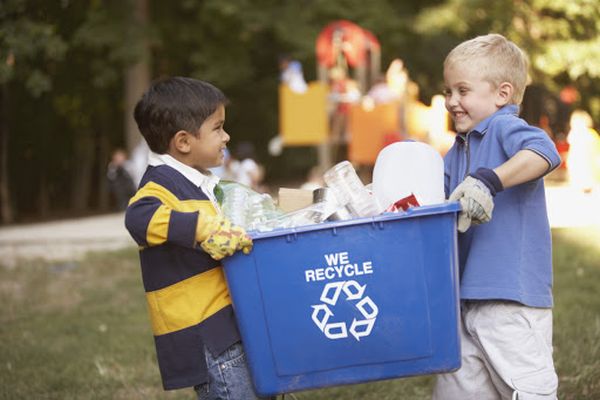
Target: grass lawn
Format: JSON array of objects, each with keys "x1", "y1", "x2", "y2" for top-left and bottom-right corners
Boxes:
[{"x1": 1, "y1": 227, "x2": 599, "y2": 399}]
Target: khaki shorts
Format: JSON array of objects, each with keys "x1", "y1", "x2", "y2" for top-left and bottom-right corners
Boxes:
[{"x1": 433, "y1": 300, "x2": 558, "y2": 400}]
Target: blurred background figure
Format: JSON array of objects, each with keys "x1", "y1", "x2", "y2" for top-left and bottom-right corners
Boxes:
[
  {"x1": 366, "y1": 76, "x2": 399, "y2": 105},
  {"x1": 106, "y1": 148, "x2": 136, "y2": 211},
  {"x1": 566, "y1": 110, "x2": 600, "y2": 193},
  {"x1": 279, "y1": 55, "x2": 308, "y2": 93},
  {"x1": 232, "y1": 142, "x2": 265, "y2": 191},
  {"x1": 128, "y1": 140, "x2": 149, "y2": 187},
  {"x1": 385, "y1": 59, "x2": 409, "y2": 99},
  {"x1": 210, "y1": 147, "x2": 233, "y2": 179}
]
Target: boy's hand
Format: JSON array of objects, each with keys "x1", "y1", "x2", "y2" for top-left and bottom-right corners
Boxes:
[
  {"x1": 449, "y1": 176, "x2": 494, "y2": 232},
  {"x1": 196, "y1": 213, "x2": 253, "y2": 260}
]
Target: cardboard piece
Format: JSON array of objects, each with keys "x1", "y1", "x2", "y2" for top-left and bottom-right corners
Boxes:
[{"x1": 277, "y1": 188, "x2": 314, "y2": 213}]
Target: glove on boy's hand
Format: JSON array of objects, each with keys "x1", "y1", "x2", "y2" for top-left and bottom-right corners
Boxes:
[
  {"x1": 449, "y1": 177, "x2": 493, "y2": 232},
  {"x1": 449, "y1": 168, "x2": 504, "y2": 233},
  {"x1": 196, "y1": 212, "x2": 253, "y2": 260}
]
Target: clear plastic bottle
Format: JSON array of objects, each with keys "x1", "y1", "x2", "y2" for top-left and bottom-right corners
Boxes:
[
  {"x1": 221, "y1": 185, "x2": 249, "y2": 227},
  {"x1": 323, "y1": 161, "x2": 381, "y2": 217},
  {"x1": 246, "y1": 193, "x2": 284, "y2": 231}
]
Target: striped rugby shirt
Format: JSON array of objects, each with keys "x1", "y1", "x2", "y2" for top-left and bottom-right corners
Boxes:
[{"x1": 125, "y1": 162, "x2": 240, "y2": 390}]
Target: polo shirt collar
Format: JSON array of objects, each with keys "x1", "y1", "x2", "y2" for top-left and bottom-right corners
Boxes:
[
  {"x1": 455, "y1": 104, "x2": 520, "y2": 143},
  {"x1": 472, "y1": 104, "x2": 519, "y2": 135},
  {"x1": 147, "y1": 152, "x2": 220, "y2": 191}
]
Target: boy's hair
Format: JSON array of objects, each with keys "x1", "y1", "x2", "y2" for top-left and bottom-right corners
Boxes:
[
  {"x1": 133, "y1": 77, "x2": 228, "y2": 153},
  {"x1": 444, "y1": 33, "x2": 529, "y2": 104}
]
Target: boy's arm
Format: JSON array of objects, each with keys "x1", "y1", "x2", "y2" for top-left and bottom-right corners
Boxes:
[
  {"x1": 125, "y1": 181, "x2": 200, "y2": 248},
  {"x1": 196, "y1": 213, "x2": 253, "y2": 260},
  {"x1": 450, "y1": 128, "x2": 560, "y2": 232},
  {"x1": 449, "y1": 152, "x2": 549, "y2": 232},
  {"x1": 493, "y1": 149, "x2": 551, "y2": 189},
  {"x1": 125, "y1": 182, "x2": 252, "y2": 259}
]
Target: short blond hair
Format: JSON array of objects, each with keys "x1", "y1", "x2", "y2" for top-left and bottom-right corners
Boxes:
[{"x1": 444, "y1": 33, "x2": 529, "y2": 104}]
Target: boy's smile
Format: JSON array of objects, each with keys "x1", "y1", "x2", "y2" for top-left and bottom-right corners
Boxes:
[{"x1": 443, "y1": 62, "x2": 504, "y2": 133}]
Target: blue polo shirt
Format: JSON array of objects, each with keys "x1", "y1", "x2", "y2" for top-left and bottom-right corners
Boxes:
[{"x1": 444, "y1": 105, "x2": 561, "y2": 308}]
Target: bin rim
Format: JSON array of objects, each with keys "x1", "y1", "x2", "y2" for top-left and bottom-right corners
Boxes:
[{"x1": 248, "y1": 201, "x2": 461, "y2": 240}]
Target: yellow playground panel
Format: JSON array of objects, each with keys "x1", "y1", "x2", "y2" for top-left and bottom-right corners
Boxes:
[
  {"x1": 348, "y1": 102, "x2": 399, "y2": 165},
  {"x1": 279, "y1": 82, "x2": 329, "y2": 146}
]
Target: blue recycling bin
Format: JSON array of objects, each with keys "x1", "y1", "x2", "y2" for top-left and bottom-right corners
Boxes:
[{"x1": 222, "y1": 202, "x2": 461, "y2": 397}]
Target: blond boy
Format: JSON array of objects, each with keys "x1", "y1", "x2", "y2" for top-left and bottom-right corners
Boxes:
[{"x1": 434, "y1": 34, "x2": 560, "y2": 400}]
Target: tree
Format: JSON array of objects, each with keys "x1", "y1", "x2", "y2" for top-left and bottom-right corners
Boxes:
[
  {"x1": 124, "y1": 0, "x2": 150, "y2": 154},
  {"x1": 11, "y1": 0, "x2": 597, "y2": 223},
  {"x1": 0, "y1": 0, "x2": 67, "y2": 222},
  {"x1": 412, "y1": 0, "x2": 600, "y2": 122},
  {"x1": 67, "y1": 0, "x2": 150, "y2": 212}
]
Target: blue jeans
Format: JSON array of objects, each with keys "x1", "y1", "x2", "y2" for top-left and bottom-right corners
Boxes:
[{"x1": 195, "y1": 342, "x2": 265, "y2": 400}]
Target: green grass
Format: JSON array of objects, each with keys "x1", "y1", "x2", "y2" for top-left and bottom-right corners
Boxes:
[{"x1": 1, "y1": 227, "x2": 599, "y2": 399}]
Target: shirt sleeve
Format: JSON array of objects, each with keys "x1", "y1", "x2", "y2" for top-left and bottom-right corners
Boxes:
[
  {"x1": 497, "y1": 116, "x2": 562, "y2": 172},
  {"x1": 125, "y1": 182, "x2": 199, "y2": 249}
]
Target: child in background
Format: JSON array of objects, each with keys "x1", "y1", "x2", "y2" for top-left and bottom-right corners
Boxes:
[
  {"x1": 232, "y1": 141, "x2": 264, "y2": 191},
  {"x1": 566, "y1": 109, "x2": 600, "y2": 193},
  {"x1": 106, "y1": 148, "x2": 136, "y2": 210},
  {"x1": 434, "y1": 34, "x2": 561, "y2": 399},
  {"x1": 125, "y1": 77, "x2": 265, "y2": 399}
]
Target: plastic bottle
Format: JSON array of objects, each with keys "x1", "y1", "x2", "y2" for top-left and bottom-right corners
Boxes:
[
  {"x1": 246, "y1": 193, "x2": 284, "y2": 231},
  {"x1": 323, "y1": 161, "x2": 381, "y2": 217},
  {"x1": 221, "y1": 185, "x2": 249, "y2": 227}
]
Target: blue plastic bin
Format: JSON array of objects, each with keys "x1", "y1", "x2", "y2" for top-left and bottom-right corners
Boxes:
[{"x1": 223, "y1": 202, "x2": 461, "y2": 396}]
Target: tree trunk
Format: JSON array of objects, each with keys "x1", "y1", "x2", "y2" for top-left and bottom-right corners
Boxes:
[
  {"x1": 38, "y1": 170, "x2": 50, "y2": 219},
  {"x1": 124, "y1": 0, "x2": 151, "y2": 154},
  {"x1": 0, "y1": 83, "x2": 14, "y2": 223},
  {"x1": 97, "y1": 130, "x2": 110, "y2": 212},
  {"x1": 70, "y1": 132, "x2": 94, "y2": 213}
]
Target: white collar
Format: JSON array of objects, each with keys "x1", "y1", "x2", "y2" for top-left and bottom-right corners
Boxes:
[{"x1": 148, "y1": 152, "x2": 220, "y2": 193}]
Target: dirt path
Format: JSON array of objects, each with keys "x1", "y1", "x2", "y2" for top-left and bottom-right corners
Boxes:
[{"x1": 0, "y1": 213, "x2": 134, "y2": 267}]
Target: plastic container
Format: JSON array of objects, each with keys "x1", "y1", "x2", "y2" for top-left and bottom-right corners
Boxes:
[
  {"x1": 323, "y1": 161, "x2": 381, "y2": 217},
  {"x1": 223, "y1": 202, "x2": 462, "y2": 396},
  {"x1": 221, "y1": 184, "x2": 249, "y2": 227},
  {"x1": 221, "y1": 182, "x2": 284, "y2": 230},
  {"x1": 246, "y1": 193, "x2": 284, "y2": 231},
  {"x1": 372, "y1": 142, "x2": 445, "y2": 209},
  {"x1": 312, "y1": 188, "x2": 353, "y2": 221}
]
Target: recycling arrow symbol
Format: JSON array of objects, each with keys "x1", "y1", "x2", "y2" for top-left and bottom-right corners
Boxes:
[{"x1": 311, "y1": 280, "x2": 379, "y2": 341}]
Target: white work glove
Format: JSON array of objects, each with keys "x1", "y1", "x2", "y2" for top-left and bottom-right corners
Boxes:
[
  {"x1": 449, "y1": 177, "x2": 493, "y2": 232},
  {"x1": 449, "y1": 168, "x2": 504, "y2": 233}
]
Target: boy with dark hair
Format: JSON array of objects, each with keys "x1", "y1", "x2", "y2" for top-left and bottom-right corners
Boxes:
[{"x1": 125, "y1": 77, "x2": 262, "y2": 399}]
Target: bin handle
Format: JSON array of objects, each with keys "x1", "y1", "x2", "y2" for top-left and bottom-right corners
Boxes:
[{"x1": 370, "y1": 220, "x2": 385, "y2": 230}]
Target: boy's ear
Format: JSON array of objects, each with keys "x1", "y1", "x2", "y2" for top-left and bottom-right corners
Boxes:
[
  {"x1": 496, "y1": 82, "x2": 513, "y2": 107},
  {"x1": 171, "y1": 130, "x2": 193, "y2": 154}
]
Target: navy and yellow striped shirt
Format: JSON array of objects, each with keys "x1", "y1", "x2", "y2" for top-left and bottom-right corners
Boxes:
[{"x1": 125, "y1": 164, "x2": 240, "y2": 390}]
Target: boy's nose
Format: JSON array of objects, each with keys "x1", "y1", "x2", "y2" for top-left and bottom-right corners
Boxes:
[
  {"x1": 223, "y1": 130, "x2": 230, "y2": 142},
  {"x1": 446, "y1": 93, "x2": 458, "y2": 108}
]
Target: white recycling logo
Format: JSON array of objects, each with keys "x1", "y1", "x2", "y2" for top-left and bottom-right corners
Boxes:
[{"x1": 311, "y1": 280, "x2": 379, "y2": 341}]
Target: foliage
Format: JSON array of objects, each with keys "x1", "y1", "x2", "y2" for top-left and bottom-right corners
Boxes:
[
  {"x1": 413, "y1": 0, "x2": 600, "y2": 119},
  {"x1": 0, "y1": 0, "x2": 67, "y2": 97},
  {"x1": 1, "y1": 0, "x2": 599, "y2": 221},
  {"x1": 1, "y1": 1, "x2": 136, "y2": 219}
]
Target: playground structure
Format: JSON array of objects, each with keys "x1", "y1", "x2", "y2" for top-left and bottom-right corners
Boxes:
[{"x1": 279, "y1": 20, "x2": 455, "y2": 171}]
